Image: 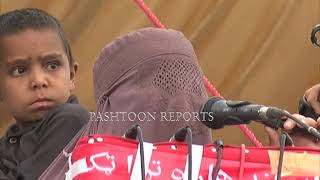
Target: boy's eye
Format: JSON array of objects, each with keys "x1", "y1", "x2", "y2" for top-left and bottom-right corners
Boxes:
[
  {"x1": 46, "y1": 61, "x2": 60, "y2": 71},
  {"x1": 11, "y1": 67, "x2": 27, "y2": 77}
]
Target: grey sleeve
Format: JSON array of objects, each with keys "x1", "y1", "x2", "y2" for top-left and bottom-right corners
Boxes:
[
  {"x1": 0, "y1": 173, "x2": 9, "y2": 180},
  {"x1": 18, "y1": 104, "x2": 89, "y2": 180},
  {"x1": 0, "y1": 162, "x2": 9, "y2": 180},
  {"x1": 0, "y1": 140, "x2": 12, "y2": 180}
]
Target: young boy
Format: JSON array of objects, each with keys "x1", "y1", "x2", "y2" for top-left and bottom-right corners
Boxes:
[{"x1": 0, "y1": 8, "x2": 89, "y2": 179}]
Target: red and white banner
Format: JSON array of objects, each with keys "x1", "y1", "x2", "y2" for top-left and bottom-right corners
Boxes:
[{"x1": 65, "y1": 135, "x2": 320, "y2": 180}]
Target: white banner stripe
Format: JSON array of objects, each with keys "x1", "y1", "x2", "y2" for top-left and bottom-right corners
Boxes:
[
  {"x1": 65, "y1": 158, "x2": 91, "y2": 180},
  {"x1": 130, "y1": 142, "x2": 154, "y2": 179},
  {"x1": 70, "y1": 158, "x2": 91, "y2": 179},
  {"x1": 183, "y1": 145, "x2": 203, "y2": 180}
]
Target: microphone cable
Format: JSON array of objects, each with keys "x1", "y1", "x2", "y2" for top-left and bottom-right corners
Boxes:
[
  {"x1": 169, "y1": 126, "x2": 192, "y2": 180},
  {"x1": 186, "y1": 127, "x2": 192, "y2": 180},
  {"x1": 123, "y1": 124, "x2": 146, "y2": 180},
  {"x1": 136, "y1": 125, "x2": 146, "y2": 180},
  {"x1": 212, "y1": 139, "x2": 224, "y2": 180},
  {"x1": 276, "y1": 131, "x2": 287, "y2": 180}
]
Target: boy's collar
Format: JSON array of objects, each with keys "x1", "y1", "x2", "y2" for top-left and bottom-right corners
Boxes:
[
  {"x1": 6, "y1": 121, "x2": 39, "y2": 138},
  {"x1": 67, "y1": 95, "x2": 78, "y2": 104},
  {"x1": 6, "y1": 95, "x2": 79, "y2": 138}
]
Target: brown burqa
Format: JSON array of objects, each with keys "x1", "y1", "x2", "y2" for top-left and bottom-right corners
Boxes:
[{"x1": 39, "y1": 27, "x2": 212, "y2": 179}]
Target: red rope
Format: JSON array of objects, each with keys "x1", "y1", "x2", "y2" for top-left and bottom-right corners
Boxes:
[
  {"x1": 203, "y1": 76, "x2": 221, "y2": 97},
  {"x1": 239, "y1": 144, "x2": 246, "y2": 180},
  {"x1": 133, "y1": 0, "x2": 262, "y2": 147},
  {"x1": 134, "y1": 0, "x2": 165, "y2": 29}
]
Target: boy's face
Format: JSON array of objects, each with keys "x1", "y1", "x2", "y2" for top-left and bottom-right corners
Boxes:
[{"x1": 0, "y1": 29, "x2": 77, "y2": 123}]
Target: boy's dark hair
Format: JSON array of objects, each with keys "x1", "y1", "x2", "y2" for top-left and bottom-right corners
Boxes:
[{"x1": 0, "y1": 8, "x2": 74, "y2": 65}]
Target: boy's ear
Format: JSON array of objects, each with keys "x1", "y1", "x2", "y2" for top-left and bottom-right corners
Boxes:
[
  {"x1": 0, "y1": 83, "x2": 3, "y2": 102},
  {"x1": 70, "y1": 62, "x2": 78, "y2": 79},
  {"x1": 0, "y1": 90, "x2": 4, "y2": 102},
  {"x1": 70, "y1": 62, "x2": 78, "y2": 90}
]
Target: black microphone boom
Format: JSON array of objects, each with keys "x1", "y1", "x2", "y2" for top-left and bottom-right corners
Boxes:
[{"x1": 199, "y1": 97, "x2": 285, "y2": 129}]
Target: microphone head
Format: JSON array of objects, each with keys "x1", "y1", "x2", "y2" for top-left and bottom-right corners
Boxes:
[
  {"x1": 298, "y1": 95, "x2": 319, "y2": 120},
  {"x1": 311, "y1": 24, "x2": 320, "y2": 47},
  {"x1": 123, "y1": 124, "x2": 138, "y2": 139},
  {"x1": 200, "y1": 96, "x2": 223, "y2": 113},
  {"x1": 199, "y1": 96, "x2": 224, "y2": 129},
  {"x1": 170, "y1": 126, "x2": 189, "y2": 142}
]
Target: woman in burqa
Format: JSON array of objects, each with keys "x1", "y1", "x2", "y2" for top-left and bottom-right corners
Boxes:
[{"x1": 39, "y1": 27, "x2": 212, "y2": 179}]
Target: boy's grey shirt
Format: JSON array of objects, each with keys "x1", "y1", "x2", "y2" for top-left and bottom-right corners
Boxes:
[{"x1": 0, "y1": 95, "x2": 89, "y2": 180}]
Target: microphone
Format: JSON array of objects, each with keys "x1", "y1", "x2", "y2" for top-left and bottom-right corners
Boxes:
[
  {"x1": 199, "y1": 97, "x2": 286, "y2": 129},
  {"x1": 123, "y1": 124, "x2": 139, "y2": 139},
  {"x1": 199, "y1": 97, "x2": 320, "y2": 139},
  {"x1": 170, "y1": 126, "x2": 190, "y2": 142},
  {"x1": 311, "y1": 24, "x2": 320, "y2": 47},
  {"x1": 298, "y1": 95, "x2": 320, "y2": 120}
]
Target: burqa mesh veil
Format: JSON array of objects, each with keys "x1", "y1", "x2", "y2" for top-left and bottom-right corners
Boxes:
[{"x1": 39, "y1": 27, "x2": 212, "y2": 179}]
